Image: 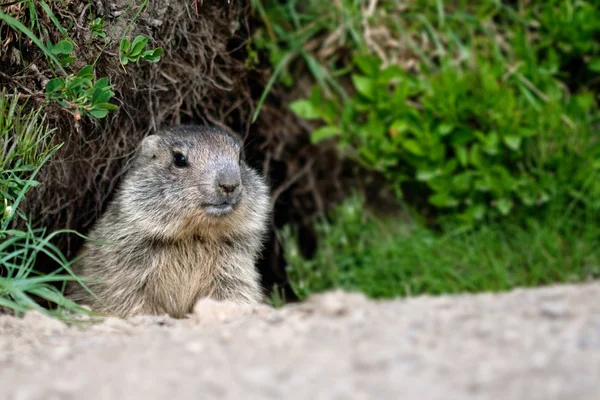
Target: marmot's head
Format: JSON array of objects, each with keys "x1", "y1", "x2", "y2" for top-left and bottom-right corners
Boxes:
[{"x1": 119, "y1": 125, "x2": 269, "y2": 240}]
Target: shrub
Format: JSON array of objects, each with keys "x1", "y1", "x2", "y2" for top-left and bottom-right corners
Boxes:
[
  {"x1": 293, "y1": 51, "x2": 599, "y2": 225},
  {"x1": 254, "y1": 0, "x2": 600, "y2": 226}
]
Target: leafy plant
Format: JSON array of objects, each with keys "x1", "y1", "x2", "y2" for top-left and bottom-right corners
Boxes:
[
  {"x1": 531, "y1": 0, "x2": 600, "y2": 72},
  {"x1": 282, "y1": 0, "x2": 600, "y2": 226},
  {"x1": 45, "y1": 66, "x2": 119, "y2": 119},
  {"x1": 47, "y1": 39, "x2": 76, "y2": 67},
  {"x1": 90, "y1": 17, "x2": 106, "y2": 39},
  {"x1": 119, "y1": 35, "x2": 164, "y2": 66},
  {"x1": 0, "y1": 4, "x2": 121, "y2": 121}
]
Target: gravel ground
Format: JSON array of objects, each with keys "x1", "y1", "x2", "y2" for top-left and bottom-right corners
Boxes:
[{"x1": 1, "y1": 282, "x2": 599, "y2": 400}]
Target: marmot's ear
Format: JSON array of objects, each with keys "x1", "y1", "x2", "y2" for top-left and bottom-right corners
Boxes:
[
  {"x1": 227, "y1": 129, "x2": 243, "y2": 144},
  {"x1": 139, "y1": 135, "x2": 160, "y2": 158}
]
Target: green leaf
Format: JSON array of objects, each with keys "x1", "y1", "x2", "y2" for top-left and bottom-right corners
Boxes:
[
  {"x1": 475, "y1": 175, "x2": 491, "y2": 192},
  {"x1": 60, "y1": 56, "x2": 76, "y2": 67},
  {"x1": 359, "y1": 147, "x2": 379, "y2": 165},
  {"x1": 470, "y1": 144, "x2": 482, "y2": 167},
  {"x1": 144, "y1": 52, "x2": 162, "y2": 63},
  {"x1": 341, "y1": 100, "x2": 355, "y2": 125},
  {"x1": 69, "y1": 76, "x2": 92, "y2": 92},
  {"x1": 429, "y1": 142, "x2": 446, "y2": 161},
  {"x1": 129, "y1": 35, "x2": 149, "y2": 57},
  {"x1": 389, "y1": 120, "x2": 409, "y2": 138},
  {"x1": 519, "y1": 128, "x2": 537, "y2": 138},
  {"x1": 93, "y1": 77, "x2": 110, "y2": 89},
  {"x1": 353, "y1": 53, "x2": 381, "y2": 75},
  {"x1": 575, "y1": 92, "x2": 595, "y2": 111},
  {"x1": 402, "y1": 139, "x2": 424, "y2": 156},
  {"x1": 96, "y1": 102, "x2": 119, "y2": 111},
  {"x1": 303, "y1": 53, "x2": 330, "y2": 92},
  {"x1": 482, "y1": 131, "x2": 499, "y2": 155},
  {"x1": 364, "y1": 112, "x2": 386, "y2": 138},
  {"x1": 442, "y1": 159, "x2": 458, "y2": 175},
  {"x1": 119, "y1": 39, "x2": 131, "y2": 54},
  {"x1": 50, "y1": 40, "x2": 73, "y2": 55},
  {"x1": 437, "y1": 123, "x2": 453, "y2": 136},
  {"x1": 309, "y1": 85, "x2": 324, "y2": 105},
  {"x1": 428, "y1": 175, "x2": 450, "y2": 193},
  {"x1": 494, "y1": 198, "x2": 512, "y2": 215},
  {"x1": 93, "y1": 88, "x2": 114, "y2": 104},
  {"x1": 503, "y1": 135, "x2": 521, "y2": 151},
  {"x1": 131, "y1": 35, "x2": 148, "y2": 48},
  {"x1": 464, "y1": 204, "x2": 486, "y2": 221},
  {"x1": 450, "y1": 128, "x2": 472, "y2": 146},
  {"x1": 589, "y1": 58, "x2": 600, "y2": 73},
  {"x1": 91, "y1": 18, "x2": 106, "y2": 38},
  {"x1": 456, "y1": 146, "x2": 468, "y2": 166},
  {"x1": 452, "y1": 172, "x2": 474, "y2": 193},
  {"x1": 321, "y1": 98, "x2": 340, "y2": 125},
  {"x1": 45, "y1": 78, "x2": 64, "y2": 94},
  {"x1": 142, "y1": 48, "x2": 164, "y2": 63},
  {"x1": 77, "y1": 65, "x2": 94, "y2": 79},
  {"x1": 311, "y1": 126, "x2": 342, "y2": 143},
  {"x1": 88, "y1": 108, "x2": 109, "y2": 119},
  {"x1": 379, "y1": 66, "x2": 404, "y2": 82},
  {"x1": 416, "y1": 169, "x2": 440, "y2": 181},
  {"x1": 289, "y1": 99, "x2": 321, "y2": 120},
  {"x1": 351, "y1": 75, "x2": 376, "y2": 100},
  {"x1": 429, "y1": 192, "x2": 459, "y2": 208}
]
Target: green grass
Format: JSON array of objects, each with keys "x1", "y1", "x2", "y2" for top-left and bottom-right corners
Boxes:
[
  {"x1": 255, "y1": 0, "x2": 600, "y2": 302},
  {"x1": 0, "y1": 6, "x2": 66, "y2": 74},
  {"x1": 281, "y1": 194, "x2": 600, "y2": 300},
  {"x1": 0, "y1": 88, "x2": 91, "y2": 320}
]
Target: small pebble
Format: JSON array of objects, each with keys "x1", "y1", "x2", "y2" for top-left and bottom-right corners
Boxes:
[{"x1": 539, "y1": 301, "x2": 569, "y2": 319}]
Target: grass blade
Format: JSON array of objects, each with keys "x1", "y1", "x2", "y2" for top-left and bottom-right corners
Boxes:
[{"x1": 0, "y1": 8, "x2": 66, "y2": 75}]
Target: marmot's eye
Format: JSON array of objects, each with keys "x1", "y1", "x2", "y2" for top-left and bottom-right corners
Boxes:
[{"x1": 173, "y1": 152, "x2": 187, "y2": 168}]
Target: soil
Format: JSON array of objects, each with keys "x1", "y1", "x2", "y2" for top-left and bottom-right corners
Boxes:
[{"x1": 1, "y1": 282, "x2": 599, "y2": 400}]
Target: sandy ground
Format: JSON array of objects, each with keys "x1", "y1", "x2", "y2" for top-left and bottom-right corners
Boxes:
[{"x1": 1, "y1": 283, "x2": 599, "y2": 400}]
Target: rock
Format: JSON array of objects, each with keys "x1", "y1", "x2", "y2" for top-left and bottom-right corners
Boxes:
[
  {"x1": 539, "y1": 301, "x2": 570, "y2": 319},
  {"x1": 21, "y1": 310, "x2": 67, "y2": 335},
  {"x1": 191, "y1": 298, "x2": 254, "y2": 324}
]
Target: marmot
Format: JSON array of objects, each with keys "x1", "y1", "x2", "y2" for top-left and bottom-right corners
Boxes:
[{"x1": 67, "y1": 125, "x2": 270, "y2": 318}]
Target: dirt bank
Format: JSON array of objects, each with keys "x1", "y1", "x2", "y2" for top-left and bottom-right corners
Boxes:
[
  {"x1": 1, "y1": 282, "x2": 599, "y2": 400},
  {"x1": 1, "y1": 0, "x2": 343, "y2": 298}
]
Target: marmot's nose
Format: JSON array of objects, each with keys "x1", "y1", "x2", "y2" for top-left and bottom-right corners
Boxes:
[
  {"x1": 216, "y1": 164, "x2": 241, "y2": 197},
  {"x1": 219, "y1": 182, "x2": 239, "y2": 194}
]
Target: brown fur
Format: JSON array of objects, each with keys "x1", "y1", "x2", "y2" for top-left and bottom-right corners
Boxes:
[{"x1": 67, "y1": 125, "x2": 270, "y2": 318}]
